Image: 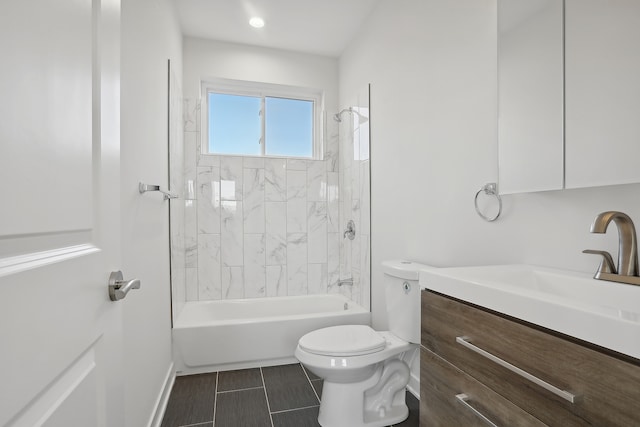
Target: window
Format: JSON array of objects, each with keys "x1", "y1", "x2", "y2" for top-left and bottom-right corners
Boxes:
[{"x1": 202, "y1": 78, "x2": 323, "y2": 159}]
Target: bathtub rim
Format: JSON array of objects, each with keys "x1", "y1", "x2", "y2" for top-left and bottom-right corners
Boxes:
[{"x1": 173, "y1": 293, "x2": 368, "y2": 329}]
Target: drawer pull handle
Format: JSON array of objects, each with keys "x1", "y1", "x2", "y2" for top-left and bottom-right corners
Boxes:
[
  {"x1": 455, "y1": 393, "x2": 498, "y2": 427},
  {"x1": 456, "y1": 336, "x2": 577, "y2": 403}
]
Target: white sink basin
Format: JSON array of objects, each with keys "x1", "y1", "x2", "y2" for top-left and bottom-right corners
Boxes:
[{"x1": 419, "y1": 265, "x2": 640, "y2": 360}]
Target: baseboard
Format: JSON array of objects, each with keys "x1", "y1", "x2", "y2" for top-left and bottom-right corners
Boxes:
[
  {"x1": 148, "y1": 362, "x2": 175, "y2": 427},
  {"x1": 407, "y1": 372, "x2": 420, "y2": 400},
  {"x1": 176, "y1": 356, "x2": 299, "y2": 376},
  {"x1": 404, "y1": 346, "x2": 420, "y2": 400}
]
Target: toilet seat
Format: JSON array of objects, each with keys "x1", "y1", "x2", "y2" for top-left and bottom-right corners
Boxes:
[{"x1": 298, "y1": 325, "x2": 386, "y2": 357}]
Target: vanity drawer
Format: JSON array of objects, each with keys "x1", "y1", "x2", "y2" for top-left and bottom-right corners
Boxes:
[
  {"x1": 420, "y1": 346, "x2": 547, "y2": 427},
  {"x1": 421, "y1": 290, "x2": 640, "y2": 427}
]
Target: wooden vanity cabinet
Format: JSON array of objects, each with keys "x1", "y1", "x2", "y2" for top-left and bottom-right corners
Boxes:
[
  {"x1": 420, "y1": 290, "x2": 640, "y2": 426},
  {"x1": 420, "y1": 347, "x2": 547, "y2": 427}
]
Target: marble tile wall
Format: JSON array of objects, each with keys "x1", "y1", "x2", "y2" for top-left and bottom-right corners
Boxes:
[
  {"x1": 180, "y1": 98, "x2": 351, "y2": 302},
  {"x1": 338, "y1": 105, "x2": 371, "y2": 310}
]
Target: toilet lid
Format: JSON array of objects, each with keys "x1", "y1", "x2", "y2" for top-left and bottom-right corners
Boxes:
[{"x1": 299, "y1": 325, "x2": 386, "y2": 356}]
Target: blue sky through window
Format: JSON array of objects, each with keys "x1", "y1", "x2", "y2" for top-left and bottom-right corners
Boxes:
[
  {"x1": 209, "y1": 93, "x2": 261, "y2": 155},
  {"x1": 208, "y1": 92, "x2": 313, "y2": 158},
  {"x1": 265, "y1": 97, "x2": 313, "y2": 157}
]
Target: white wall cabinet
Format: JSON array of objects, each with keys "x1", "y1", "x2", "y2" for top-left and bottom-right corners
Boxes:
[
  {"x1": 498, "y1": 0, "x2": 564, "y2": 194},
  {"x1": 498, "y1": 0, "x2": 640, "y2": 194},
  {"x1": 564, "y1": 0, "x2": 640, "y2": 189}
]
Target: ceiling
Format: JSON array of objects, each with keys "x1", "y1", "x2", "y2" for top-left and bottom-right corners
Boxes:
[{"x1": 174, "y1": 0, "x2": 381, "y2": 57}]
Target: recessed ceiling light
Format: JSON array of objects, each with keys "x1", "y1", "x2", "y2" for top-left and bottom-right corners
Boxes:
[{"x1": 249, "y1": 17, "x2": 265, "y2": 28}]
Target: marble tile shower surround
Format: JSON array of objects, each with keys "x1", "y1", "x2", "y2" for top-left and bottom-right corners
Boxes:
[
  {"x1": 339, "y1": 105, "x2": 371, "y2": 309},
  {"x1": 175, "y1": 98, "x2": 370, "y2": 309}
]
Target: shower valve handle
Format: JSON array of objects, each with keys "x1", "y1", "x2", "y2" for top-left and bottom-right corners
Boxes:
[{"x1": 344, "y1": 220, "x2": 356, "y2": 240}]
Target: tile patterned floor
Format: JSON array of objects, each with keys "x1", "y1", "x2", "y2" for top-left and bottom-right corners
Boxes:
[{"x1": 161, "y1": 363, "x2": 419, "y2": 427}]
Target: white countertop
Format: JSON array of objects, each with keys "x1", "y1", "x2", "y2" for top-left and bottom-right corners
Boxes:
[{"x1": 419, "y1": 264, "x2": 640, "y2": 360}]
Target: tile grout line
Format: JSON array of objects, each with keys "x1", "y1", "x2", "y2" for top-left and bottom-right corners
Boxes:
[
  {"x1": 179, "y1": 422, "x2": 214, "y2": 427},
  {"x1": 212, "y1": 371, "x2": 218, "y2": 427},
  {"x1": 216, "y1": 385, "x2": 265, "y2": 394},
  {"x1": 259, "y1": 367, "x2": 275, "y2": 427},
  {"x1": 301, "y1": 365, "x2": 321, "y2": 404},
  {"x1": 270, "y1": 404, "x2": 321, "y2": 415}
]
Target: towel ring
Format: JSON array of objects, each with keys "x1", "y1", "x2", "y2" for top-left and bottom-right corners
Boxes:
[{"x1": 474, "y1": 183, "x2": 502, "y2": 222}]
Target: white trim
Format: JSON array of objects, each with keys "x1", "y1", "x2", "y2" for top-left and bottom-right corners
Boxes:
[
  {"x1": 404, "y1": 346, "x2": 420, "y2": 401},
  {"x1": 176, "y1": 356, "x2": 300, "y2": 376},
  {"x1": 201, "y1": 77, "x2": 323, "y2": 101},
  {"x1": 260, "y1": 96, "x2": 266, "y2": 156},
  {"x1": 147, "y1": 362, "x2": 175, "y2": 427},
  {"x1": 200, "y1": 77, "x2": 324, "y2": 160},
  {"x1": 407, "y1": 373, "x2": 420, "y2": 400},
  {"x1": 0, "y1": 244, "x2": 100, "y2": 278}
]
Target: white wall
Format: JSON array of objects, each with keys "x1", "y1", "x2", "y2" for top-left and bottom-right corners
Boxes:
[
  {"x1": 339, "y1": 0, "x2": 640, "y2": 330},
  {"x1": 121, "y1": 0, "x2": 182, "y2": 425},
  {"x1": 183, "y1": 37, "x2": 339, "y2": 110}
]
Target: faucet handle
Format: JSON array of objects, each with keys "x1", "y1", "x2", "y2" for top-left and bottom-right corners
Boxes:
[{"x1": 583, "y1": 249, "x2": 617, "y2": 276}]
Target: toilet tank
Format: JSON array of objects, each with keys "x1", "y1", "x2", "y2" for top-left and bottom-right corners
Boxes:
[{"x1": 383, "y1": 260, "x2": 433, "y2": 343}]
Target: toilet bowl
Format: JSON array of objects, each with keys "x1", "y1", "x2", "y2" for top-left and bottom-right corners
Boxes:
[{"x1": 295, "y1": 260, "x2": 429, "y2": 427}]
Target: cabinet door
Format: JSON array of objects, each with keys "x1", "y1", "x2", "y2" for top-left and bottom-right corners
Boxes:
[
  {"x1": 565, "y1": 0, "x2": 640, "y2": 188},
  {"x1": 420, "y1": 347, "x2": 548, "y2": 427},
  {"x1": 422, "y1": 291, "x2": 640, "y2": 427},
  {"x1": 498, "y1": 0, "x2": 564, "y2": 194}
]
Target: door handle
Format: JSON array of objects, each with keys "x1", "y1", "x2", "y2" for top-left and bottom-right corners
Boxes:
[{"x1": 108, "y1": 271, "x2": 141, "y2": 301}]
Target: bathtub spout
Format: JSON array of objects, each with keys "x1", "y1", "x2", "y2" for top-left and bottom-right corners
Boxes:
[{"x1": 338, "y1": 279, "x2": 353, "y2": 286}]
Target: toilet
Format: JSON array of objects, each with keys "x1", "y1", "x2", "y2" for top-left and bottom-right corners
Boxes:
[{"x1": 295, "y1": 260, "x2": 428, "y2": 427}]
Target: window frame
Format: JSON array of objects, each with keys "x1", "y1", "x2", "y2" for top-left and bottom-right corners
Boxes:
[{"x1": 201, "y1": 77, "x2": 324, "y2": 160}]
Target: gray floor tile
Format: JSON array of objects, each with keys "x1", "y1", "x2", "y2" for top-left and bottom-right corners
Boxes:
[
  {"x1": 311, "y1": 379, "x2": 323, "y2": 399},
  {"x1": 302, "y1": 365, "x2": 320, "y2": 380},
  {"x1": 215, "y1": 388, "x2": 271, "y2": 427},
  {"x1": 161, "y1": 365, "x2": 419, "y2": 427},
  {"x1": 262, "y1": 364, "x2": 319, "y2": 412},
  {"x1": 218, "y1": 367, "x2": 263, "y2": 391},
  {"x1": 392, "y1": 391, "x2": 419, "y2": 427},
  {"x1": 272, "y1": 406, "x2": 320, "y2": 427},
  {"x1": 160, "y1": 373, "x2": 217, "y2": 427}
]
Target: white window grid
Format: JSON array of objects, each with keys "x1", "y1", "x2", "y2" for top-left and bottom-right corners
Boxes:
[{"x1": 200, "y1": 77, "x2": 325, "y2": 160}]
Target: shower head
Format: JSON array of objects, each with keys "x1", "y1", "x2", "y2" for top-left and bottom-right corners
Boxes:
[
  {"x1": 333, "y1": 107, "x2": 369, "y2": 125},
  {"x1": 334, "y1": 107, "x2": 353, "y2": 122}
]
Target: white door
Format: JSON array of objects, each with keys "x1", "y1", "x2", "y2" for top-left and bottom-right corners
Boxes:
[{"x1": 0, "y1": 0, "x2": 124, "y2": 426}]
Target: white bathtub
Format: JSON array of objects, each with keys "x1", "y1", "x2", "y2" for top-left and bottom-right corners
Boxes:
[{"x1": 173, "y1": 294, "x2": 370, "y2": 374}]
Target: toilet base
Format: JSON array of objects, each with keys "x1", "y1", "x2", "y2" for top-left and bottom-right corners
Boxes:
[
  {"x1": 317, "y1": 359, "x2": 410, "y2": 427},
  {"x1": 363, "y1": 406, "x2": 408, "y2": 427}
]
